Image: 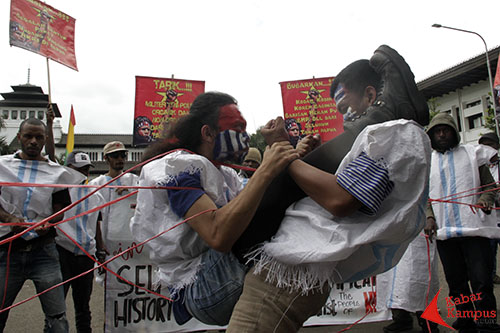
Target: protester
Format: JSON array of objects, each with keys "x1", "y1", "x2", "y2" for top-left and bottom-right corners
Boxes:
[
  {"x1": 55, "y1": 151, "x2": 105, "y2": 333},
  {"x1": 130, "y1": 92, "x2": 298, "y2": 326},
  {"x1": 0, "y1": 118, "x2": 85, "y2": 332},
  {"x1": 378, "y1": 233, "x2": 440, "y2": 333},
  {"x1": 478, "y1": 132, "x2": 500, "y2": 285},
  {"x1": 238, "y1": 147, "x2": 262, "y2": 184},
  {"x1": 285, "y1": 118, "x2": 302, "y2": 148},
  {"x1": 425, "y1": 114, "x2": 500, "y2": 332},
  {"x1": 227, "y1": 45, "x2": 431, "y2": 332},
  {"x1": 89, "y1": 141, "x2": 138, "y2": 281}
]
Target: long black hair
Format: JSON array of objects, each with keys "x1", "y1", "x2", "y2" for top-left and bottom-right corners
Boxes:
[{"x1": 141, "y1": 92, "x2": 237, "y2": 162}]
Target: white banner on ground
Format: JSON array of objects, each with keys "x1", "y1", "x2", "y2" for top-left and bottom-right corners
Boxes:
[{"x1": 105, "y1": 253, "x2": 389, "y2": 332}]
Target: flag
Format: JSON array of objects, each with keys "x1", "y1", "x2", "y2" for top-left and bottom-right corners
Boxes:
[
  {"x1": 9, "y1": 0, "x2": 78, "y2": 70},
  {"x1": 495, "y1": 53, "x2": 500, "y2": 90},
  {"x1": 65, "y1": 105, "x2": 75, "y2": 165}
]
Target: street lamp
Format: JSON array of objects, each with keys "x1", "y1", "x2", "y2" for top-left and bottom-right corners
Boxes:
[{"x1": 432, "y1": 23, "x2": 498, "y2": 134}]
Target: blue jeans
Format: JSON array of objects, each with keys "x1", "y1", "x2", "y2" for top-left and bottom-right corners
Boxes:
[
  {"x1": 0, "y1": 242, "x2": 69, "y2": 332},
  {"x1": 184, "y1": 249, "x2": 248, "y2": 326}
]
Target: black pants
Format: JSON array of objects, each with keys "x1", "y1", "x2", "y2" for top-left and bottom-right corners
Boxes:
[
  {"x1": 57, "y1": 245, "x2": 94, "y2": 333},
  {"x1": 437, "y1": 237, "x2": 497, "y2": 328}
]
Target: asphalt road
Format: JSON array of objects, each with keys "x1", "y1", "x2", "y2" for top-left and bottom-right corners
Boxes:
[{"x1": 3, "y1": 260, "x2": 500, "y2": 332}]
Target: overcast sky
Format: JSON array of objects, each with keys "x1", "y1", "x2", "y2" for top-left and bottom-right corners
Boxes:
[{"x1": 1, "y1": 0, "x2": 498, "y2": 135}]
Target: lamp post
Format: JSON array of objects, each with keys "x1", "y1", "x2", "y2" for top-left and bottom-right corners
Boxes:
[{"x1": 432, "y1": 24, "x2": 498, "y2": 135}]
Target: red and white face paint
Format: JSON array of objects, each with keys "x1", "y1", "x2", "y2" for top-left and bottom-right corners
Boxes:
[{"x1": 213, "y1": 104, "x2": 250, "y2": 163}]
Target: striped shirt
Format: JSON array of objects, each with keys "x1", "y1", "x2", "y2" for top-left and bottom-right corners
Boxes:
[{"x1": 337, "y1": 152, "x2": 393, "y2": 215}]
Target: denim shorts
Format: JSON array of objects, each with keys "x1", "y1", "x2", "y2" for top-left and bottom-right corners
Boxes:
[{"x1": 184, "y1": 249, "x2": 249, "y2": 326}]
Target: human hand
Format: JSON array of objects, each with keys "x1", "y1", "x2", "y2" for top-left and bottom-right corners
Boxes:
[
  {"x1": 476, "y1": 198, "x2": 493, "y2": 215},
  {"x1": 46, "y1": 105, "x2": 55, "y2": 125},
  {"x1": 259, "y1": 141, "x2": 299, "y2": 178},
  {"x1": 296, "y1": 134, "x2": 321, "y2": 158},
  {"x1": 7, "y1": 215, "x2": 27, "y2": 234},
  {"x1": 34, "y1": 221, "x2": 51, "y2": 236},
  {"x1": 261, "y1": 117, "x2": 290, "y2": 146},
  {"x1": 116, "y1": 187, "x2": 129, "y2": 195},
  {"x1": 424, "y1": 217, "x2": 437, "y2": 243},
  {"x1": 96, "y1": 247, "x2": 109, "y2": 274}
]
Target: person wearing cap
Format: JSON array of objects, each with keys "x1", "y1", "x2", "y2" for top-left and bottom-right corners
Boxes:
[
  {"x1": 89, "y1": 141, "x2": 138, "y2": 283},
  {"x1": 55, "y1": 151, "x2": 105, "y2": 332},
  {"x1": 479, "y1": 132, "x2": 500, "y2": 285},
  {"x1": 425, "y1": 114, "x2": 500, "y2": 332},
  {"x1": 238, "y1": 147, "x2": 262, "y2": 185}
]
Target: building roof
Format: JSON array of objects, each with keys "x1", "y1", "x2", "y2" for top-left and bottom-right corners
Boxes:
[
  {"x1": 0, "y1": 83, "x2": 61, "y2": 117},
  {"x1": 55, "y1": 133, "x2": 134, "y2": 147},
  {"x1": 417, "y1": 46, "x2": 500, "y2": 99}
]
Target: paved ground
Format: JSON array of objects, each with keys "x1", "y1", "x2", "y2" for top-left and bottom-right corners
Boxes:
[{"x1": 4, "y1": 259, "x2": 500, "y2": 332}]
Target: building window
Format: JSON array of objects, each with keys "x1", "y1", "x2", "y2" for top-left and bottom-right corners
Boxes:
[
  {"x1": 131, "y1": 151, "x2": 143, "y2": 161},
  {"x1": 20, "y1": 110, "x2": 27, "y2": 119},
  {"x1": 11, "y1": 110, "x2": 18, "y2": 119},
  {"x1": 37, "y1": 111, "x2": 44, "y2": 120},
  {"x1": 465, "y1": 100, "x2": 481, "y2": 109},
  {"x1": 468, "y1": 113, "x2": 484, "y2": 130},
  {"x1": 2, "y1": 110, "x2": 8, "y2": 119},
  {"x1": 29, "y1": 111, "x2": 35, "y2": 118}
]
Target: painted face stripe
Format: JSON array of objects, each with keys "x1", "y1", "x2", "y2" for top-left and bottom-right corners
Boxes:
[{"x1": 334, "y1": 84, "x2": 346, "y2": 104}]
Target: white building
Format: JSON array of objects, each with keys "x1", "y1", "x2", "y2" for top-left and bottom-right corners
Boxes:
[{"x1": 417, "y1": 46, "x2": 500, "y2": 143}]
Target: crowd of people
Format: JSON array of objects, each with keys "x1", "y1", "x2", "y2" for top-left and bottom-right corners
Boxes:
[{"x1": 0, "y1": 44, "x2": 499, "y2": 333}]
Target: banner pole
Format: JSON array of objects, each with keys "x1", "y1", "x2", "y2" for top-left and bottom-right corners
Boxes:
[{"x1": 46, "y1": 57, "x2": 52, "y2": 105}]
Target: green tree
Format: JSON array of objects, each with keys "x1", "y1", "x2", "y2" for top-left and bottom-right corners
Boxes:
[
  {"x1": 249, "y1": 127, "x2": 267, "y2": 153},
  {"x1": 484, "y1": 92, "x2": 498, "y2": 132},
  {"x1": 0, "y1": 116, "x2": 10, "y2": 155},
  {"x1": 427, "y1": 97, "x2": 441, "y2": 123}
]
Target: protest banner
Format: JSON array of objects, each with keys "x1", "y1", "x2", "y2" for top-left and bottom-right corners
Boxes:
[
  {"x1": 9, "y1": 0, "x2": 77, "y2": 70},
  {"x1": 280, "y1": 77, "x2": 343, "y2": 145},
  {"x1": 106, "y1": 261, "x2": 389, "y2": 331},
  {"x1": 133, "y1": 76, "x2": 205, "y2": 147}
]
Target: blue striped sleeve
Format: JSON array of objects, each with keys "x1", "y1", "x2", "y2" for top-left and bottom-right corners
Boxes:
[
  {"x1": 336, "y1": 152, "x2": 394, "y2": 216},
  {"x1": 165, "y1": 170, "x2": 205, "y2": 218}
]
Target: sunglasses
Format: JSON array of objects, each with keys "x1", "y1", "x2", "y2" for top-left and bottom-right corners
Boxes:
[{"x1": 107, "y1": 151, "x2": 127, "y2": 159}]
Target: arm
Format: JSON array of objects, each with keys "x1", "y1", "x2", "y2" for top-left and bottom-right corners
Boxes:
[
  {"x1": 36, "y1": 189, "x2": 71, "y2": 236},
  {"x1": 424, "y1": 201, "x2": 437, "y2": 243},
  {"x1": 0, "y1": 203, "x2": 25, "y2": 234},
  {"x1": 476, "y1": 164, "x2": 497, "y2": 213},
  {"x1": 287, "y1": 159, "x2": 362, "y2": 217},
  {"x1": 45, "y1": 105, "x2": 57, "y2": 163},
  {"x1": 185, "y1": 141, "x2": 298, "y2": 253}
]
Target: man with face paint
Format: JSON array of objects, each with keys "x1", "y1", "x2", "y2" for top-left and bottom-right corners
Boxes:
[
  {"x1": 130, "y1": 92, "x2": 299, "y2": 326},
  {"x1": 227, "y1": 46, "x2": 432, "y2": 332}
]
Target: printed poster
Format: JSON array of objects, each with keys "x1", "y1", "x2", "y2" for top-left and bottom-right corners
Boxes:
[
  {"x1": 280, "y1": 77, "x2": 343, "y2": 146},
  {"x1": 10, "y1": 0, "x2": 78, "y2": 70},
  {"x1": 133, "y1": 76, "x2": 205, "y2": 147}
]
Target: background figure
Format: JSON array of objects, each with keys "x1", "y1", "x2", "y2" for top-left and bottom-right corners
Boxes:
[
  {"x1": 285, "y1": 118, "x2": 302, "y2": 148},
  {"x1": 55, "y1": 151, "x2": 104, "y2": 333},
  {"x1": 378, "y1": 233, "x2": 440, "y2": 333},
  {"x1": 238, "y1": 147, "x2": 262, "y2": 185},
  {"x1": 478, "y1": 132, "x2": 500, "y2": 285},
  {"x1": 0, "y1": 118, "x2": 85, "y2": 332},
  {"x1": 425, "y1": 113, "x2": 500, "y2": 332},
  {"x1": 133, "y1": 116, "x2": 154, "y2": 146}
]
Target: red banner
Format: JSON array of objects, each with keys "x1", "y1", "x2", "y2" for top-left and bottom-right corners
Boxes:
[
  {"x1": 280, "y1": 77, "x2": 343, "y2": 145},
  {"x1": 133, "y1": 76, "x2": 205, "y2": 146},
  {"x1": 9, "y1": 0, "x2": 77, "y2": 70}
]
